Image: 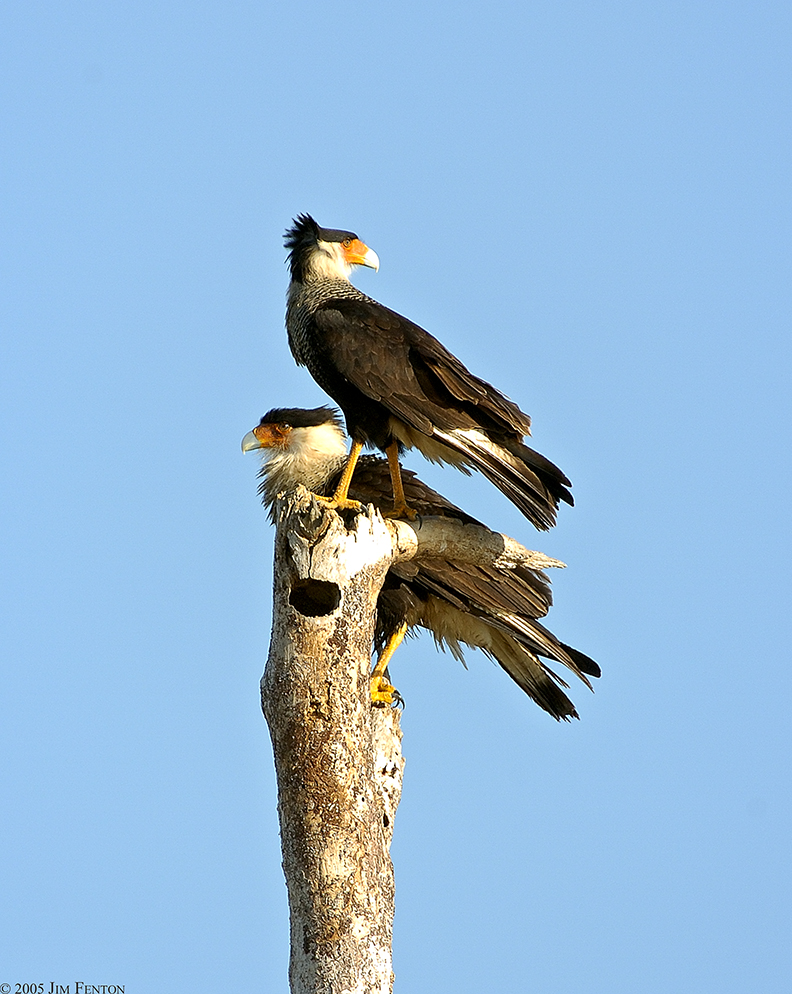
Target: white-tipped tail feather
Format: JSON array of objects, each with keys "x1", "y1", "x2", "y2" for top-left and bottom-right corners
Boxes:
[{"x1": 430, "y1": 427, "x2": 570, "y2": 531}]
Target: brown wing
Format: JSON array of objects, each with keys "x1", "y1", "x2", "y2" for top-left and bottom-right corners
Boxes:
[
  {"x1": 313, "y1": 298, "x2": 573, "y2": 529},
  {"x1": 312, "y1": 298, "x2": 532, "y2": 438}
]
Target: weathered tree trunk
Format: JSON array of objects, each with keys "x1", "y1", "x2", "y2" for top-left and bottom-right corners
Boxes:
[
  {"x1": 261, "y1": 492, "x2": 405, "y2": 994},
  {"x1": 261, "y1": 488, "x2": 564, "y2": 993}
]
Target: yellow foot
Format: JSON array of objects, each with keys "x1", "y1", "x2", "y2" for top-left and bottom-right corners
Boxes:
[
  {"x1": 382, "y1": 502, "x2": 419, "y2": 521},
  {"x1": 370, "y1": 674, "x2": 399, "y2": 707},
  {"x1": 314, "y1": 494, "x2": 364, "y2": 513}
]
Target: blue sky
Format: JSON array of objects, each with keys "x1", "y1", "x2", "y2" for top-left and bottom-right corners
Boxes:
[{"x1": 2, "y1": 1, "x2": 791, "y2": 990}]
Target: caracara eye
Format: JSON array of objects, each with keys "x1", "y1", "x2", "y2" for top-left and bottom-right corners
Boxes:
[{"x1": 342, "y1": 239, "x2": 351, "y2": 248}]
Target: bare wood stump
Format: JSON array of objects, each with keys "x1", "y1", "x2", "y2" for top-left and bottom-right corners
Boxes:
[
  {"x1": 261, "y1": 493, "x2": 405, "y2": 994},
  {"x1": 260, "y1": 487, "x2": 562, "y2": 993}
]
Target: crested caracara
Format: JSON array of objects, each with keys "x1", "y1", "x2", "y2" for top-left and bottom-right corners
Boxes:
[
  {"x1": 284, "y1": 214, "x2": 573, "y2": 528},
  {"x1": 242, "y1": 406, "x2": 598, "y2": 720}
]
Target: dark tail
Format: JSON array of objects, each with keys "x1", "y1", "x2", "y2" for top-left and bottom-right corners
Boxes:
[{"x1": 433, "y1": 427, "x2": 573, "y2": 530}]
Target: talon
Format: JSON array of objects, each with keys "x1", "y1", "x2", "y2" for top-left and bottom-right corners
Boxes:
[
  {"x1": 370, "y1": 674, "x2": 398, "y2": 706},
  {"x1": 315, "y1": 493, "x2": 364, "y2": 513},
  {"x1": 382, "y1": 501, "x2": 419, "y2": 520}
]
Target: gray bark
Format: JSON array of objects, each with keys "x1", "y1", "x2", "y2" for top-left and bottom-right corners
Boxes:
[
  {"x1": 261, "y1": 487, "x2": 561, "y2": 994},
  {"x1": 261, "y1": 492, "x2": 404, "y2": 994}
]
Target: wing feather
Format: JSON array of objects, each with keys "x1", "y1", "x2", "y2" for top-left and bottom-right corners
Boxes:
[{"x1": 312, "y1": 299, "x2": 532, "y2": 437}]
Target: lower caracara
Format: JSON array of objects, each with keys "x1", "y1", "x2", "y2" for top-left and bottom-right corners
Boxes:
[{"x1": 242, "y1": 406, "x2": 599, "y2": 720}]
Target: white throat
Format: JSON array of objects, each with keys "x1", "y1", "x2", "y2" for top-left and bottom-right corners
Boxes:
[
  {"x1": 258, "y1": 422, "x2": 348, "y2": 512},
  {"x1": 305, "y1": 240, "x2": 352, "y2": 281}
]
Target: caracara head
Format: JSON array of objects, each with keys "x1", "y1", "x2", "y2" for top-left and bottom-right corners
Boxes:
[
  {"x1": 284, "y1": 214, "x2": 379, "y2": 282},
  {"x1": 242, "y1": 406, "x2": 349, "y2": 510},
  {"x1": 242, "y1": 405, "x2": 345, "y2": 454}
]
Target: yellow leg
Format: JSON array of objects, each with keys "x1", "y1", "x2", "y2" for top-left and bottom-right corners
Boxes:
[
  {"x1": 383, "y1": 443, "x2": 418, "y2": 519},
  {"x1": 370, "y1": 622, "x2": 408, "y2": 705},
  {"x1": 333, "y1": 439, "x2": 364, "y2": 504},
  {"x1": 313, "y1": 439, "x2": 365, "y2": 511}
]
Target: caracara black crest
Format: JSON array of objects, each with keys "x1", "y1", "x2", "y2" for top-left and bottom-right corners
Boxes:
[
  {"x1": 259, "y1": 406, "x2": 343, "y2": 431},
  {"x1": 285, "y1": 215, "x2": 361, "y2": 282},
  {"x1": 283, "y1": 214, "x2": 575, "y2": 529},
  {"x1": 242, "y1": 407, "x2": 599, "y2": 720}
]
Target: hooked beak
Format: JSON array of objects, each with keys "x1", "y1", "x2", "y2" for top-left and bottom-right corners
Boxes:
[
  {"x1": 241, "y1": 429, "x2": 262, "y2": 453},
  {"x1": 343, "y1": 238, "x2": 379, "y2": 272},
  {"x1": 241, "y1": 423, "x2": 289, "y2": 453}
]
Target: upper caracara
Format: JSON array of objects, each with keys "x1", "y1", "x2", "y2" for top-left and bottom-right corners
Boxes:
[
  {"x1": 242, "y1": 406, "x2": 599, "y2": 720},
  {"x1": 284, "y1": 214, "x2": 573, "y2": 529}
]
